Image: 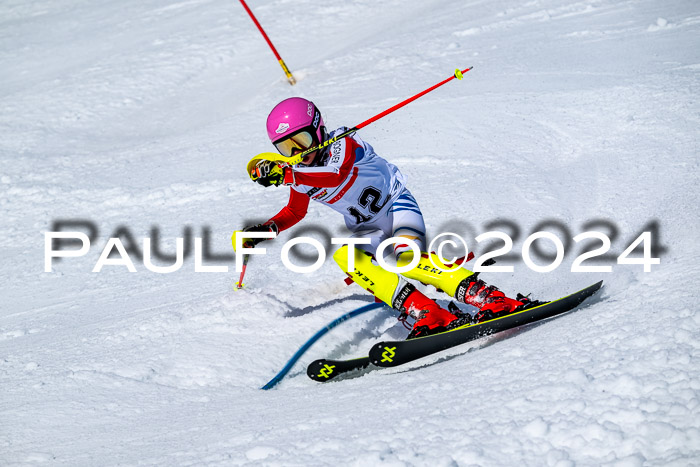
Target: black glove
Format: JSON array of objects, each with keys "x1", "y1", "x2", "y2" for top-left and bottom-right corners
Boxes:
[
  {"x1": 241, "y1": 222, "x2": 279, "y2": 247},
  {"x1": 253, "y1": 160, "x2": 284, "y2": 187}
]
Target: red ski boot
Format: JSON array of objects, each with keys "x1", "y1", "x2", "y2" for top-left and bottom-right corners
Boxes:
[
  {"x1": 394, "y1": 284, "x2": 470, "y2": 339},
  {"x1": 455, "y1": 276, "x2": 526, "y2": 323}
]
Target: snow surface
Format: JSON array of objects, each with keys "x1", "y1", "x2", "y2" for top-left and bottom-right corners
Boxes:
[{"x1": 2, "y1": 0, "x2": 700, "y2": 464}]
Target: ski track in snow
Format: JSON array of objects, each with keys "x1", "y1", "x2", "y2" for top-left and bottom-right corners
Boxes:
[{"x1": 1, "y1": 0, "x2": 699, "y2": 464}]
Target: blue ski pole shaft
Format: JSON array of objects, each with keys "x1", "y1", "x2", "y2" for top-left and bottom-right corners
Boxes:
[{"x1": 261, "y1": 302, "x2": 385, "y2": 390}]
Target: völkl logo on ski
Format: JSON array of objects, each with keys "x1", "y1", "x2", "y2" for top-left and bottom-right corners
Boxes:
[{"x1": 317, "y1": 364, "x2": 335, "y2": 379}]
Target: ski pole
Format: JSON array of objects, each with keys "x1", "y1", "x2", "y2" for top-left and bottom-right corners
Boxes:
[
  {"x1": 239, "y1": 0, "x2": 296, "y2": 85},
  {"x1": 236, "y1": 253, "x2": 250, "y2": 289},
  {"x1": 284, "y1": 67, "x2": 473, "y2": 165},
  {"x1": 261, "y1": 302, "x2": 386, "y2": 390}
]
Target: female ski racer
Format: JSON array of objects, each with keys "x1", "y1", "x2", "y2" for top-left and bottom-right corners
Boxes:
[{"x1": 241, "y1": 97, "x2": 537, "y2": 338}]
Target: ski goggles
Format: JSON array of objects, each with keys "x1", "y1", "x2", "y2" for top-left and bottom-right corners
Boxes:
[{"x1": 274, "y1": 130, "x2": 315, "y2": 158}]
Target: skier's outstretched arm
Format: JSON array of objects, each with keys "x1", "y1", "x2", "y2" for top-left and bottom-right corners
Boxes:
[
  {"x1": 239, "y1": 189, "x2": 309, "y2": 248},
  {"x1": 268, "y1": 188, "x2": 310, "y2": 232}
]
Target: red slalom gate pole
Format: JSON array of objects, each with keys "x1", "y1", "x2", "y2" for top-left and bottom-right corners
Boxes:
[
  {"x1": 239, "y1": 0, "x2": 296, "y2": 85},
  {"x1": 356, "y1": 67, "x2": 473, "y2": 130},
  {"x1": 282, "y1": 67, "x2": 473, "y2": 165}
]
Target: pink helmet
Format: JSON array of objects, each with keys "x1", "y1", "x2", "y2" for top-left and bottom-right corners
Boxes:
[{"x1": 266, "y1": 97, "x2": 325, "y2": 153}]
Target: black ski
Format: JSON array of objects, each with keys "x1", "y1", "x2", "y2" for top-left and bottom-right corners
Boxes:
[
  {"x1": 307, "y1": 357, "x2": 371, "y2": 382},
  {"x1": 368, "y1": 280, "x2": 603, "y2": 368}
]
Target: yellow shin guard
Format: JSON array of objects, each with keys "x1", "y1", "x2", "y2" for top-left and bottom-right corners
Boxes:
[
  {"x1": 333, "y1": 245, "x2": 402, "y2": 307},
  {"x1": 397, "y1": 251, "x2": 475, "y2": 297}
]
